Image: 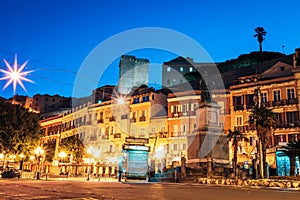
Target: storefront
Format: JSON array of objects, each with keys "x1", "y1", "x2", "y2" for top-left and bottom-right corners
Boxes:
[{"x1": 276, "y1": 151, "x2": 300, "y2": 176}]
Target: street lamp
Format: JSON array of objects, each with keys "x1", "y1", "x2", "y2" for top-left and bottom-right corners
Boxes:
[
  {"x1": 58, "y1": 151, "x2": 67, "y2": 176},
  {"x1": 19, "y1": 153, "x2": 25, "y2": 170},
  {"x1": 34, "y1": 146, "x2": 44, "y2": 180}
]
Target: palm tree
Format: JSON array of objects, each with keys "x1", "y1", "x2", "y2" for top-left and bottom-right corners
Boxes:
[
  {"x1": 282, "y1": 140, "x2": 300, "y2": 176},
  {"x1": 250, "y1": 106, "x2": 276, "y2": 178},
  {"x1": 226, "y1": 129, "x2": 249, "y2": 178},
  {"x1": 254, "y1": 27, "x2": 267, "y2": 62}
]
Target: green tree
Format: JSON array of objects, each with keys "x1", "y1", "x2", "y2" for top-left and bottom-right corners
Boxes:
[
  {"x1": 59, "y1": 136, "x2": 85, "y2": 163},
  {"x1": 226, "y1": 129, "x2": 249, "y2": 178},
  {"x1": 250, "y1": 105, "x2": 276, "y2": 178},
  {"x1": 42, "y1": 138, "x2": 56, "y2": 162},
  {"x1": 282, "y1": 140, "x2": 300, "y2": 176},
  {"x1": 254, "y1": 27, "x2": 267, "y2": 62},
  {"x1": 0, "y1": 99, "x2": 42, "y2": 157}
]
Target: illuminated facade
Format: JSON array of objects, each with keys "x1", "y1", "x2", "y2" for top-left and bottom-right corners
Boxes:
[{"x1": 38, "y1": 49, "x2": 300, "y2": 177}]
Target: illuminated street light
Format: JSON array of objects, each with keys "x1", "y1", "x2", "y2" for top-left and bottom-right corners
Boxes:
[
  {"x1": 35, "y1": 146, "x2": 44, "y2": 180},
  {"x1": 58, "y1": 151, "x2": 67, "y2": 162}
]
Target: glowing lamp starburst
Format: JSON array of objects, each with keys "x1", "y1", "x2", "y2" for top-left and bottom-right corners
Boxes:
[{"x1": 0, "y1": 55, "x2": 34, "y2": 94}]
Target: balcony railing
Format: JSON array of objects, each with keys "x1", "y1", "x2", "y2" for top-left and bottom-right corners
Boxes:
[
  {"x1": 121, "y1": 114, "x2": 128, "y2": 120},
  {"x1": 276, "y1": 121, "x2": 300, "y2": 129},
  {"x1": 113, "y1": 133, "x2": 121, "y2": 138},
  {"x1": 139, "y1": 116, "x2": 146, "y2": 122},
  {"x1": 102, "y1": 135, "x2": 109, "y2": 139},
  {"x1": 234, "y1": 125, "x2": 256, "y2": 133},
  {"x1": 171, "y1": 112, "x2": 182, "y2": 118},
  {"x1": 130, "y1": 118, "x2": 136, "y2": 123},
  {"x1": 109, "y1": 117, "x2": 115, "y2": 122},
  {"x1": 171, "y1": 132, "x2": 186, "y2": 137},
  {"x1": 97, "y1": 119, "x2": 104, "y2": 123},
  {"x1": 234, "y1": 105, "x2": 243, "y2": 111}
]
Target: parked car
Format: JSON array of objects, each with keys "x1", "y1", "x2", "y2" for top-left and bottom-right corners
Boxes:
[{"x1": 1, "y1": 169, "x2": 21, "y2": 178}]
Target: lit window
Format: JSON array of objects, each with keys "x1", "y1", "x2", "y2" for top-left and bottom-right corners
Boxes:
[
  {"x1": 167, "y1": 67, "x2": 171, "y2": 72},
  {"x1": 236, "y1": 116, "x2": 243, "y2": 126},
  {"x1": 287, "y1": 88, "x2": 295, "y2": 100},
  {"x1": 273, "y1": 90, "x2": 281, "y2": 102},
  {"x1": 261, "y1": 92, "x2": 267, "y2": 103},
  {"x1": 179, "y1": 66, "x2": 184, "y2": 72},
  {"x1": 189, "y1": 67, "x2": 193, "y2": 72}
]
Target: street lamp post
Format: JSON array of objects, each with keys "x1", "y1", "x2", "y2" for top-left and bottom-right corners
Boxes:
[
  {"x1": 19, "y1": 153, "x2": 25, "y2": 170},
  {"x1": 58, "y1": 151, "x2": 67, "y2": 176},
  {"x1": 34, "y1": 147, "x2": 44, "y2": 180}
]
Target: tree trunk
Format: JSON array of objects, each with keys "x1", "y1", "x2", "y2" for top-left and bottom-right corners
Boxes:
[
  {"x1": 259, "y1": 42, "x2": 263, "y2": 63},
  {"x1": 262, "y1": 142, "x2": 268, "y2": 178},
  {"x1": 290, "y1": 156, "x2": 296, "y2": 176},
  {"x1": 233, "y1": 146, "x2": 238, "y2": 178}
]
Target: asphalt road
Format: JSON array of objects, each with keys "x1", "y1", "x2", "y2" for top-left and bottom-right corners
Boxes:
[{"x1": 0, "y1": 179, "x2": 299, "y2": 200}]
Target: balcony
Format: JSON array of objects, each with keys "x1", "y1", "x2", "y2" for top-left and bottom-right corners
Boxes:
[
  {"x1": 102, "y1": 135, "x2": 109, "y2": 139},
  {"x1": 171, "y1": 112, "x2": 182, "y2": 118},
  {"x1": 109, "y1": 117, "x2": 115, "y2": 122},
  {"x1": 286, "y1": 98, "x2": 298, "y2": 105},
  {"x1": 121, "y1": 114, "x2": 128, "y2": 120},
  {"x1": 139, "y1": 116, "x2": 146, "y2": 122},
  {"x1": 86, "y1": 121, "x2": 92, "y2": 125},
  {"x1": 171, "y1": 132, "x2": 186, "y2": 137},
  {"x1": 113, "y1": 133, "x2": 121, "y2": 138},
  {"x1": 272, "y1": 100, "x2": 283, "y2": 107},
  {"x1": 130, "y1": 118, "x2": 136, "y2": 123},
  {"x1": 234, "y1": 105, "x2": 243, "y2": 111},
  {"x1": 97, "y1": 119, "x2": 104, "y2": 123},
  {"x1": 276, "y1": 121, "x2": 300, "y2": 129},
  {"x1": 234, "y1": 125, "x2": 256, "y2": 133}
]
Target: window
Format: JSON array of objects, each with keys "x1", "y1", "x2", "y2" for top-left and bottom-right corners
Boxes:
[
  {"x1": 179, "y1": 66, "x2": 184, "y2": 72},
  {"x1": 189, "y1": 67, "x2": 193, "y2": 72},
  {"x1": 171, "y1": 105, "x2": 181, "y2": 113},
  {"x1": 261, "y1": 92, "x2": 267, "y2": 103},
  {"x1": 287, "y1": 88, "x2": 295, "y2": 100},
  {"x1": 110, "y1": 127, "x2": 114, "y2": 135},
  {"x1": 167, "y1": 66, "x2": 171, "y2": 72},
  {"x1": 173, "y1": 144, "x2": 178, "y2": 151},
  {"x1": 133, "y1": 97, "x2": 139, "y2": 104},
  {"x1": 182, "y1": 104, "x2": 189, "y2": 113},
  {"x1": 233, "y1": 96, "x2": 243, "y2": 110},
  {"x1": 236, "y1": 116, "x2": 243, "y2": 126},
  {"x1": 141, "y1": 110, "x2": 146, "y2": 117},
  {"x1": 183, "y1": 144, "x2": 187, "y2": 150},
  {"x1": 286, "y1": 112, "x2": 298, "y2": 123},
  {"x1": 273, "y1": 90, "x2": 281, "y2": 102},
  {"x1": 167, "y1": 79, "x2": 170, "y2": 85},
  {"x1": 141, "y1": 128, "x2": 144, "y2": 136},
  {"x1": 249, "y1": 137, "x2": 256, "y2": 146},
  {"x1": 151, "y1": 127, "x2": 155, "y2": 133},
  {"x1": 181, "y1": 124, "x2": 186, "y2": 133},
  {"x1": 142, "y1": 96, "x2": 149, "y2": 102}
]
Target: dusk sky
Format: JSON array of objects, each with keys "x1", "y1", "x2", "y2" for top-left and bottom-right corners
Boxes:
[{"x1": 0, "y1": 0, "x2": 299, "y2": 99}]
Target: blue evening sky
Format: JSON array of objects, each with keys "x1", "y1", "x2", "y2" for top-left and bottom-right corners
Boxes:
[{"x1": 0, "y1": 0, "x2": 299, "y2": 99}]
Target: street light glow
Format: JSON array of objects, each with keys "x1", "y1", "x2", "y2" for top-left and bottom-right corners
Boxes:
[
  {"x1": 58, "y1": 151, "x2": 67, "y2": 159},
  {"x1": 35, "y1": 146, "x2": 44, "y2": 155}
]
